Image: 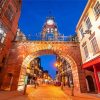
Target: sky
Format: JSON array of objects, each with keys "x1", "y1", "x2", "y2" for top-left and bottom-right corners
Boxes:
[
  {"x1": 18, "y1": 0, "x2": 88, "y2": 79},
  {"x1": 39, "y1": 55, "x2": 57, "y2": 79}
]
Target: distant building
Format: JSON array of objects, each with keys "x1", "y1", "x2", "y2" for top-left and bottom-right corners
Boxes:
[
  {"x1": 55, "y1": 56, "x2": 73, "y2": 87},
  {"x1": 0, "y1": 0, "x2": 22, "y2": 90},
  {"x1": 76, "y1": 0, "x2": 100, "y2": 93},
  {"x1": 30, "y1": 57, "x2": 42, "y2": 77}
]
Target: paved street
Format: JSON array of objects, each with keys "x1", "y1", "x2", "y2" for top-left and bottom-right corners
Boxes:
[
  {"x1": 0, "y1": 84, "x2": 100, "y2": 100},
  {"x1": 27, "y1": 84, "x2": 70, "y2": 100}
]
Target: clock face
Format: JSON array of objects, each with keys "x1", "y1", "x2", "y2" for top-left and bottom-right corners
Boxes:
[{"x1": 47, "y1": 19, "x2": 54, "y2": 25}]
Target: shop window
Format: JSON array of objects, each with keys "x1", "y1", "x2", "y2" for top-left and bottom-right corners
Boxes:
[
  {"x1": 85, "y1": 17, "x2": 92, "y2": 29},
  {"x1": 0, "y1": 26, "x2": 6, "y2": 43},
  {"x1": 4, "y1": 5, "x2": 14, "y2": 21},
  {"x1": 91, "y1": 37, "x2": 99, "y2": 54},
  {"x1": 83, "y1": 45, "x2": 89, "y2": 59},
  {"x1": 93, "y1": 1, "x2": 100, "y2": 17}
]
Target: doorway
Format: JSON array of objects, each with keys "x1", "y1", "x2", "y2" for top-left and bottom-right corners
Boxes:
[
  {"x1": 86, "y1": 75, "x2": 95, "y2": 92},
  {"x1": 7, "y1": 73, "x2": 13, "y2": 90}
]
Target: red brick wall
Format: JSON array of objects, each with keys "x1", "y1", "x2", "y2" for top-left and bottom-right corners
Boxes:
[{"x1": 0, "y1": 0, "x2": 22, "y2": 90}]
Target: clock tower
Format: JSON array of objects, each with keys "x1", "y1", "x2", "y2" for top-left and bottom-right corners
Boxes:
[{"x1": 41, "y1": 17, "x2": 59, "y2": 40}]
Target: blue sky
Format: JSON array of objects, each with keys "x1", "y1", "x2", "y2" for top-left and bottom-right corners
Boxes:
[
  {"x1": 39, "y1": 55, "x2": 57, "y2": 79},
  {"x1": 18, "y1": 0, "x2": 87, "y2": 79}
]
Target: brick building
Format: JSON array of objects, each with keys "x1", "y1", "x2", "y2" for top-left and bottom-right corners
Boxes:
[
  {"x1": 76, "y1": 0, "x2": 100, "y2": 93},
  {"x1": 0, "y1": 0, "x2": 22, "y2": 90}
]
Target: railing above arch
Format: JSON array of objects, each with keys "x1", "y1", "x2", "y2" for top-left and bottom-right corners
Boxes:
[{"x1": 16, "y1": 34, "x2": 78, "y2": 42}]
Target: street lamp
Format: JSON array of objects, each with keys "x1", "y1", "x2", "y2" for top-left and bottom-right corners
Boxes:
[{"x1": 54, "y1": 62, "x2": 58, "y2": 67}]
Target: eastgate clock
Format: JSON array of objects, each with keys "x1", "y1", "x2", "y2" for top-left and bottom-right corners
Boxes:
[{"x1": 47, "y1": 19, "x2": 54, "y2": 25}]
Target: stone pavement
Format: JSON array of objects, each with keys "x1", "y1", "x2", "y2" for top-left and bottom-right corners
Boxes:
[
  {"x1": 0, "y1": 84, "x2": 100, "y2": 100},
  {"x1": 63, "y1": 86, "x2": 100, "y2": 100},
  {"x1": 0, "y1": 90, "x2": 25, "y2": 100}
]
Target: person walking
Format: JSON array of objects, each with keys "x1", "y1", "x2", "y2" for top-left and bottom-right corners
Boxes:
[
  {"x1": 33, "y1": 76, "x2": 37, "y2": 88},
  {"x1": 61, "y1": 81, "x2": 64, "y2": 90},
  {"x1": 35, "y1": 77, "x2": 37, "y2": 88}
]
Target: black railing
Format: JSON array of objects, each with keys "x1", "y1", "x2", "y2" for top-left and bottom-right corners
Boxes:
[
  {"x1": 15, "y1": 34, "x2": 78, "y2": 42},
  {"x1": 26, "y1": 35, "x2": 78, "y2": 42}
]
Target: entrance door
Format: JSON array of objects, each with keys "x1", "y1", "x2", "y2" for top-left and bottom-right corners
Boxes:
[
  {"x1": 86, "y1": 76, "x2": 95, "y2": 92},
  {"x1": 7, "y1": 73, "x2": 13, "y2": 90}
]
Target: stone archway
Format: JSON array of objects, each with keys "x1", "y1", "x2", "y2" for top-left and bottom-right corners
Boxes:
[
  {"x1": 18, "y1": 49, "x2": 78, "y2": 91},
  {"x1": 2, "y1": 41, "x2": 87, "y2": 93}
]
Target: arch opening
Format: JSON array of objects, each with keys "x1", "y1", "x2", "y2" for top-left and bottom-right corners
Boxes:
[{"x1": 17, "y1": 49, "x2": 77, "y2": 91}]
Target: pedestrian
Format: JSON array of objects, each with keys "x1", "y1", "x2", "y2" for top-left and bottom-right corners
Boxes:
[
  {"x1": 33, "y1": 77, "x2": 37, "y2": 88},
  {"x1": 34, "y1": 77, "x2": 37, "y2": 88},
  {"x1": 71, "y1": 83, "x2": 74, "y2": 96},
  {"x1": 61, "y1": 81, "x2": 64, "y2": 90}
]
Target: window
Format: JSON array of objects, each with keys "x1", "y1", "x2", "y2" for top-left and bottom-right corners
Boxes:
[
  {"x1": 4, "y1": 5, "x2": 14, "y2": 21},
  {"x1": 0, "y1": 28, "x2": 6, "y2": 43},
  {"x1": 93, "y1": 1, "x2": 100, "y2": 16},
  {"x1": 86, "y1": 17, "x2": 92, "y2": 29},
  {"x1": 79, "y1": 27, "x2": 84, "y2": 38},
  {"x1": 91, "y1": 37, "x2": 99, "y2": 54},
  {"x1": 0, "y1": 0, "x2": 4, "y2": 7},
  {"x1": 0, "y1": 0, "x2": 7, "y2": 10},
  {"x1": 84, "y1": 45, "x2": 89, "y2": 58},
  {"x1": 0, "y1": 24, "x2": 6, "y2": 43}
]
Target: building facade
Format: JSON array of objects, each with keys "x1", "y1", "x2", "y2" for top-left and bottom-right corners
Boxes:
[
  {"x1": 0, "y1": 0, "x2": 22, "y2": 90},
  {"x1": 76, "y1": 0, "x2": 100, "y2": 93},
  {"x1": 55, "y1": 56, "x2": 73, "y2": 87}
]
